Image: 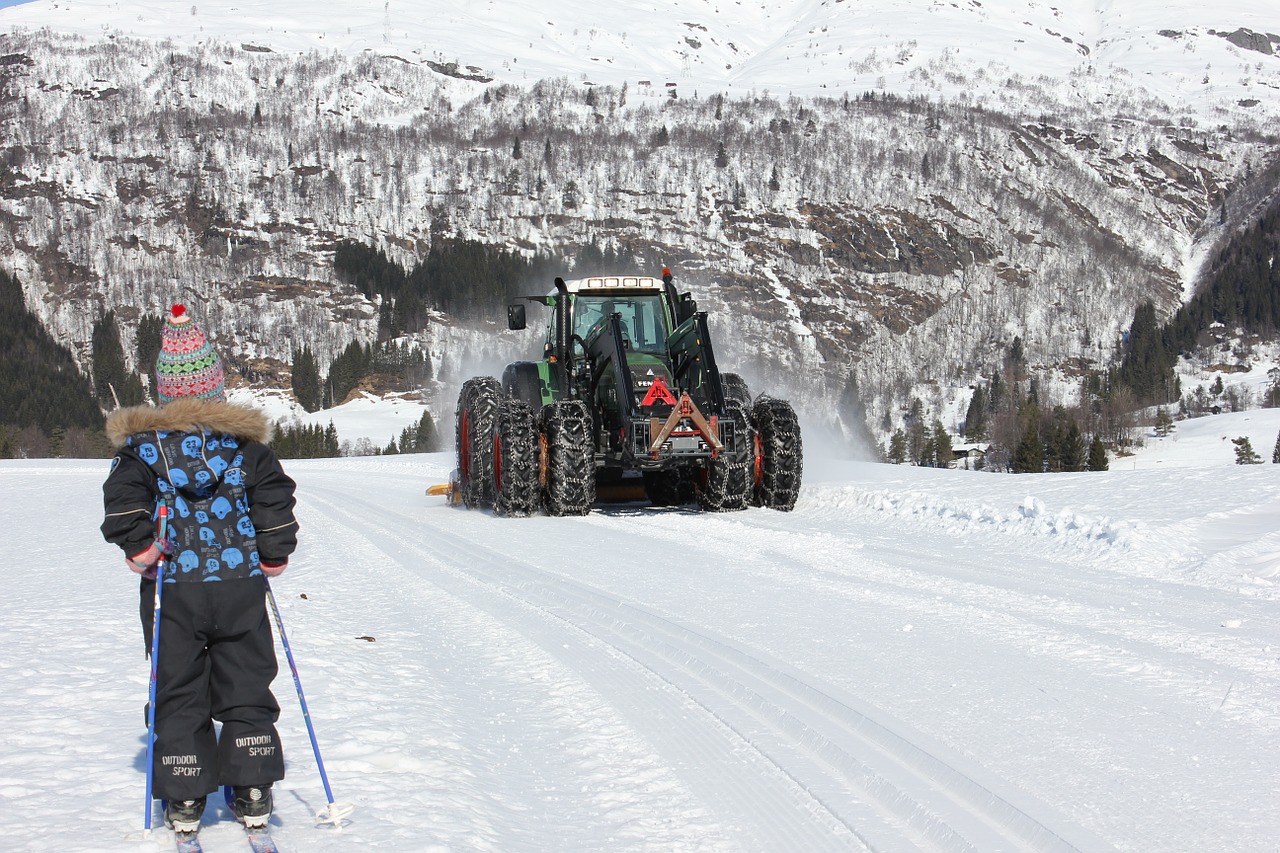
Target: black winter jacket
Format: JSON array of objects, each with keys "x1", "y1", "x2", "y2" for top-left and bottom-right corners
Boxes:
[{"x1": 101, "y1": 398, "x2": 298, "y2": 580}]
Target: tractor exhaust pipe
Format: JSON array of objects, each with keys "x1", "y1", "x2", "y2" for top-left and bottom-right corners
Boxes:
[{"x1": 554, "y1": 277, "x2": 572, "y2": 390}]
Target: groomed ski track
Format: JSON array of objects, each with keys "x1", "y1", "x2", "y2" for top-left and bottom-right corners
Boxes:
[{"x1": 300, "y1": 466, "x2": 1117, "y2": 853}]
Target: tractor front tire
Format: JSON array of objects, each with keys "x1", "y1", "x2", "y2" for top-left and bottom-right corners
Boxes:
[
  {"x1": 541, "y1": 400, "x2": 596, "y2": 516},
  {"x1": 502, "y1": 361, "x2": 544, "y2": 409},
  {"x1": 698, "y1": 400, "x2": 753, "y2": 512}
]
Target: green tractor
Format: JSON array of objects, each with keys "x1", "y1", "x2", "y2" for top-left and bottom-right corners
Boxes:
[{"x1": 452, "y1": 269, "x2": 802, "y2": 516}]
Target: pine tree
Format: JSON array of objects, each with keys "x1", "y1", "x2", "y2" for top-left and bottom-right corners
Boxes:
[
  {"x1": 714, "y1": 142, "x2": 728, "y2": 168},
  {"x1": 988, "y1": 369, "x2": 1005, "y2": 414},
  {"x1": 1044, "y1": 416, "x2": 1064, "y2": 472},
  {"x1": 964, "y1": 384, "x2": 988, "y2": 441},
  {"x1": 1118, "y1": 302, "x2": 1176, "y2": 405},
  {"x1": 1154, "y1": 406, "x2": 1174, "y2": 437},
  {"x1": 324, "y1": 422, "x2": 340, "y2": 457},
  {"x1": 887, "y1": 429, "x2": 907, "y2": 464},
  {"x1": 136, "y1": 313, "x2": 163, "y2": 399},
  {"x1": 905, "y1": 399, "x2": 926, "y2": 465},
  {"x1": 1232, "y1": 436, "x2": 1262, "y2": 465},
  {"x1": 48, "y1": 425, "x2": 66, "y2": 457},
  {"x1": 931, "y1": 418, "x2": 953, "y2": 468},
  {"x1": 918, "y1": 430, "x2": 936, "y2": 468},
  {"x1": 291, "y1": 347, "x2": 322, "y2": 413},
  {"x1": 1273, "y1": 429, "x2": 1280, "y2": 464},
  {"x1": 376, "y1": 298, "x2": 398, "y2": 342},
  {"x1": 562, "y1": 179, "x2": 580, "y2": 209},
  {"x1": 1060, "y1": 419, "x2": 1087, "y2": 472},
  {"x1": 91, "y1": 311, "x2": 132, "y2": 408},
  {"x1": 119, "y1": 373, "x2": 146, "y2": 408},
  {"x1": 1013, "y1": 418, "x2": 1043, "y2": 473},
  {"x1": 414, "y1": 410, "x2": 440, "y2": 452},
  {"x1": 1008, "y1": 336, "x2": 1025, "y2": 378}
]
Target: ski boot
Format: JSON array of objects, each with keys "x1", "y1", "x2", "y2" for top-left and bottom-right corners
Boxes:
[
  {"x1": 231, "y1": 784, "x2": 272, "y2": 828},
  {"x1": 163, "y1": 796, "x2": 206, "y2": 833}
]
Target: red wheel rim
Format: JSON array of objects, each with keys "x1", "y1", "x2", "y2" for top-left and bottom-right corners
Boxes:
[
  {"x1": 493, "y1": 432, "x2": 503, "y2": 491},
  {"x1": 459, "y1": 411, "x2": 472, "y2": 484}
]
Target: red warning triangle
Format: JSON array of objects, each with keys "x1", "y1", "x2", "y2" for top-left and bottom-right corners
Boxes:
[{"x1": 640, "y1": 376, "x2": 678, "y2": 406}]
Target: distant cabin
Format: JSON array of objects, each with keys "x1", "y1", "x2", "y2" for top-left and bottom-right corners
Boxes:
[{"x1": 949, "y1": 443, "x2": 987, "y2": 470}]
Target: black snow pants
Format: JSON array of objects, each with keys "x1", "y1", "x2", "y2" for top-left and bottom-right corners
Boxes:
[{"x1": 144, "y1": 577, "x2": 285, "y2": 801}]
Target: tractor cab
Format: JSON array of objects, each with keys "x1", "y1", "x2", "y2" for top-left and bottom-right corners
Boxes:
[{"x1": 538, "y1": 275, "x2": 671, "y2": 352}]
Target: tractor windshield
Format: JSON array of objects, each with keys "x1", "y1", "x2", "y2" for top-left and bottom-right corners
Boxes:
[{"x1": 574, "y1": 294, "x2": 669, "y2": 353}]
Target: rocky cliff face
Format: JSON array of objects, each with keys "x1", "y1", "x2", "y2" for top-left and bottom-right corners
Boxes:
[{"x1": 0, "y1": 30, "x2": 1276, "y2": 441}]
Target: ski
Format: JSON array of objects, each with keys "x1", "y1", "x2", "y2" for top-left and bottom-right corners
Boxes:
[
  {"x1": 220, "y1": 786, "x2": 280, "y2": 852},
  {"x1": 168, "y1": 825, "x2": 275, "y2": 853},
  {"x1": 172, "y1": 830, "x2": 204, "y2": 853},
  {"x1": 243, "y1": 827, "x2": 280, "y2": 853}
]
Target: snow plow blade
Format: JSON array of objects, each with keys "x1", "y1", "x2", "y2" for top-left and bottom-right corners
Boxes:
[{"x1": 426, "y1": 472, "x2": 463, "y2": 505}]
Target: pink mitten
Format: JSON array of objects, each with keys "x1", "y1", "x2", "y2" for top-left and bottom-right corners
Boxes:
[
  {"x1": 127, "y1": 542, "x2": 162, "y2": 578},
  {"x1": 260, "y1": 560, "x2": 288, "y2": 578}
]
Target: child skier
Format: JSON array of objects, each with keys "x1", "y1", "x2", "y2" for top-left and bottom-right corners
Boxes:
[{"x1": 101, "y1": 304, "x2": 298, "y2": 832}]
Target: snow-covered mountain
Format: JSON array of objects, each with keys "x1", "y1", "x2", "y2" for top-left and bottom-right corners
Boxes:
[
  {"x1": 0, "y1": 0, "x2": 1278, "y2": 440},
  {"x1": 5, "y1": 0, "x2": 1278, "y2": 118}
]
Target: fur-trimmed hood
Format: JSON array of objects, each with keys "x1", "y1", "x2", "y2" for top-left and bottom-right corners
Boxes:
[{"x1": 105, "y1": 397, "x2": 273, "y2": 448}]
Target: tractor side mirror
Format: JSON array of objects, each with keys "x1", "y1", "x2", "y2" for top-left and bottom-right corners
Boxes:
[
  {"x1": 507, "y1": 303, "x2": 526, "y2": 330},
  {"x1": 679, "y1": 294, "x2": 697, "y2": 323}
]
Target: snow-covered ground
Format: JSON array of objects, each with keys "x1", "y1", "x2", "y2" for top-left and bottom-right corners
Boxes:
[{"x1": 2, "y1": 406, "x2": 1278, "y2": 852}]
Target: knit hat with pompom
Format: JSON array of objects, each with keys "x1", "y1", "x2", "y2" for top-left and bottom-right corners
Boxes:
[{"x1": 155, "y1": 304, "x2": 226, "y2": 404}]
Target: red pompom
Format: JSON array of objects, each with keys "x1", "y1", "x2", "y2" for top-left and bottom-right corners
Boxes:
[{"x1": 171, "y1": 303, "x2": 187, "y2": 318}]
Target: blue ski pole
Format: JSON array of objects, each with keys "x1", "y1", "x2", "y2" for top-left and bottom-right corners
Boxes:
[
  {"x1": 264, "y1": 578, "x2": 353, "y2": 825},
  {"x1": 143, "y1": 504, "x2": 169, "y2": 835}
]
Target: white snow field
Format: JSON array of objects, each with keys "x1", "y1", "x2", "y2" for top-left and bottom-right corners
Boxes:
[{"x1": 1, "y1": 407, "x2": 1278, "y2": 852}]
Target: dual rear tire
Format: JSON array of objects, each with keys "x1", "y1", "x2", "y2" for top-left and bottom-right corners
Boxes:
[{"x1": 454, "y1": 379, "x2": 594, "y2": 517}]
